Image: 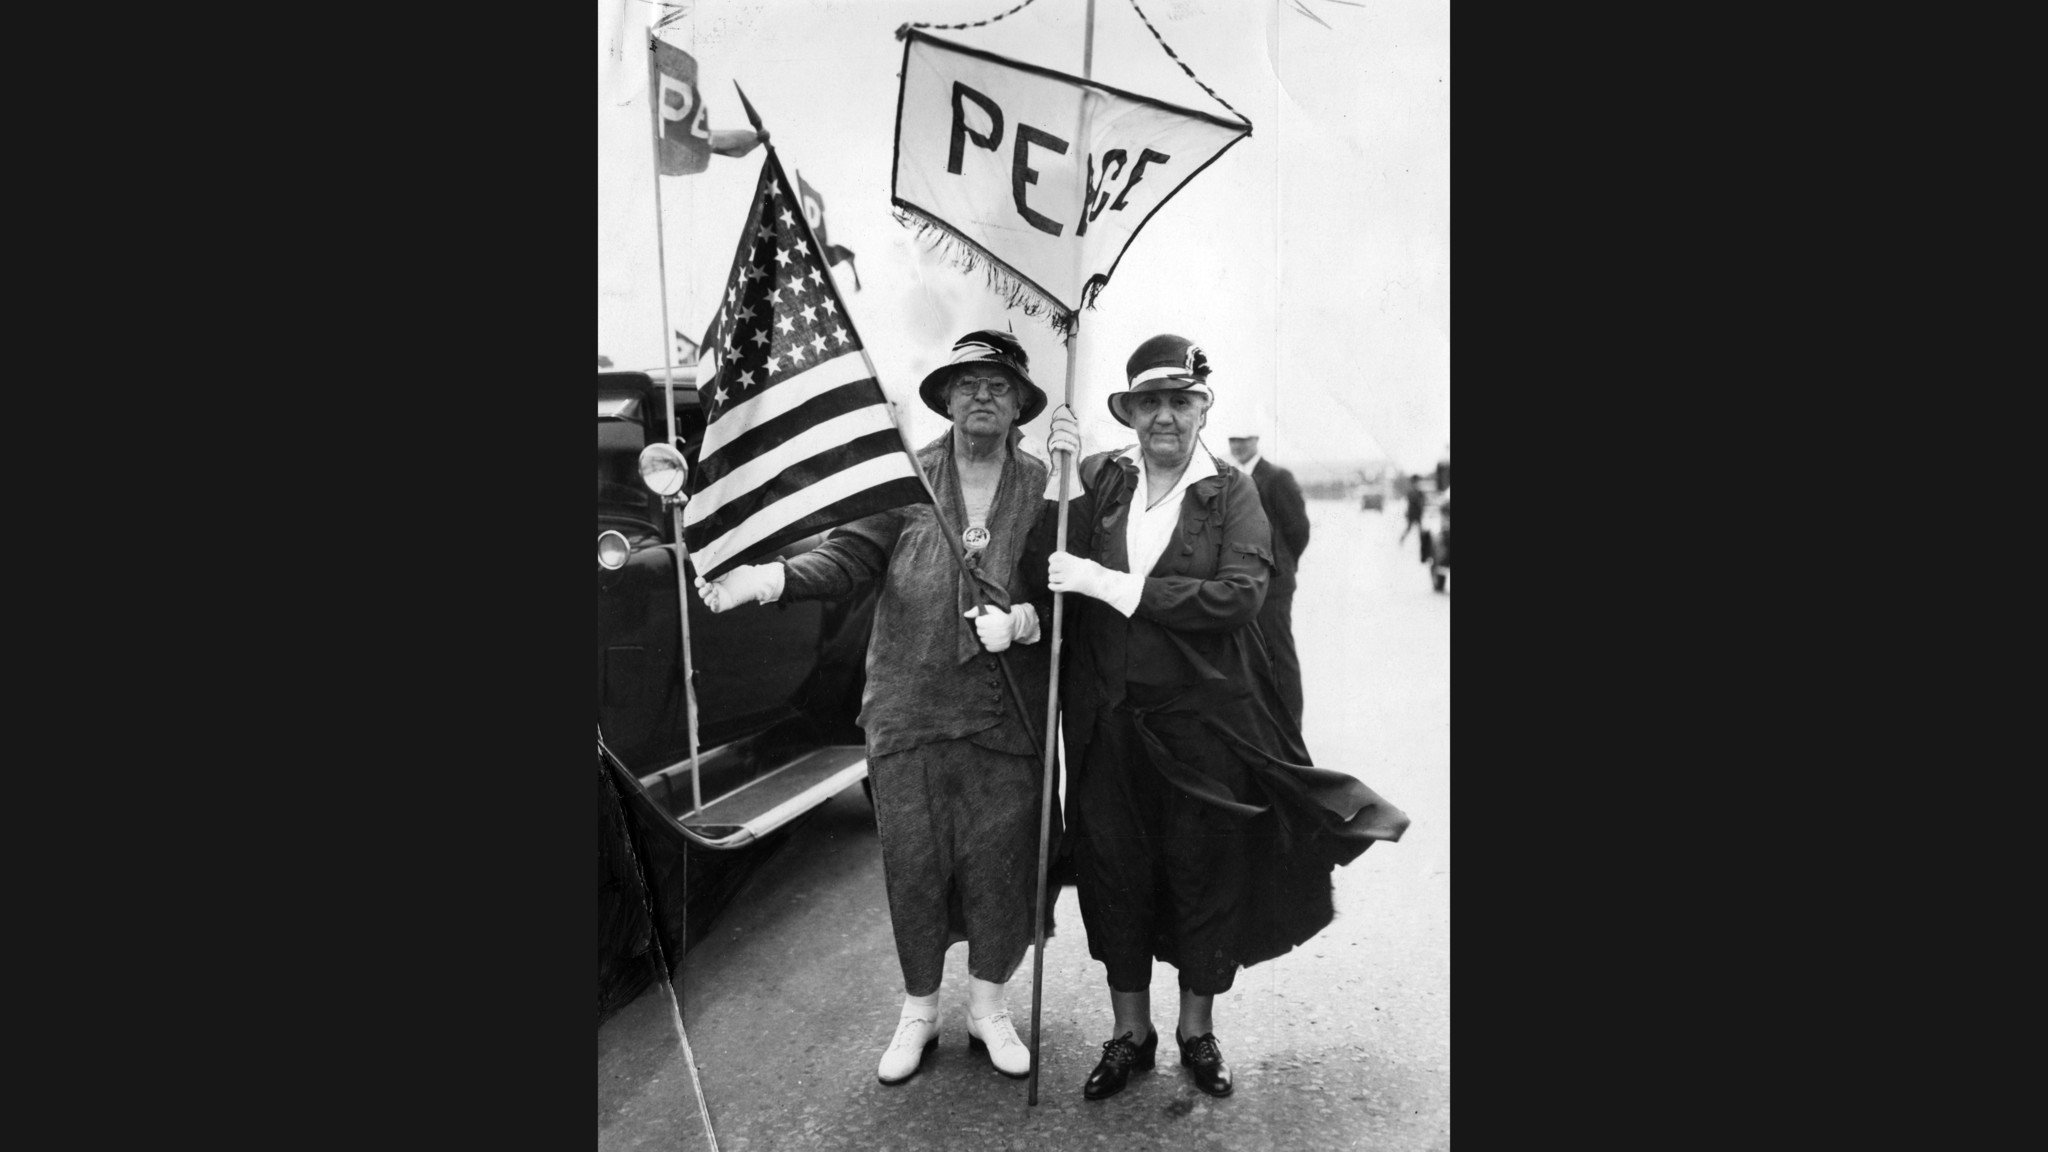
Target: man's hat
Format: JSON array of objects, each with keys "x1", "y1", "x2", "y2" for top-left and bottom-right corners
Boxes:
[
  {"x1": 1109, "y1": 333, "x2": 1213, "y2": 427},
  {"x1": 917, "y1": 330, "x2": 1046, "y2": 425}
]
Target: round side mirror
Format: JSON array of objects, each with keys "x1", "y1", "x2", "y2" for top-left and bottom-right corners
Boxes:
[
  {"x1": 639, "y1": 443, "x2": 688, "y2": 498},
  {"x1": 597, "y1": 530, "x2": 631, "y2": 570}
]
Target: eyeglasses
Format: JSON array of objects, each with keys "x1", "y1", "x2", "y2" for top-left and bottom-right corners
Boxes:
[{"x1": 950, "y1": 376, "x2": 1014, "y2": 399}]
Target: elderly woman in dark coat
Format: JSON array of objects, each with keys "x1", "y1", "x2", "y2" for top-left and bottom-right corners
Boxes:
[
  {"x1": 1046, "y1": 334, "x2": 1409, "y2": 1101},
  {"x1": 696, "y1": 330, "x2": 1077, "y2": 1086}
]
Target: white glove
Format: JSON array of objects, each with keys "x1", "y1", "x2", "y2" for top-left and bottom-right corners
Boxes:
[
  {"x1": 1047, "y1": 405, "x2": 1081, "y2": 458},
  {"x1": 1047, "y1": 552, "x2": 1143, "y2": 616},
  {"x1": 964, "y1": 604, "x2": 1041, "y2": 653},
  {"x1": 694, "y1": 562, "x2": 785, "y2": 613},
  {"x1": 1042, "y1": 405, "x2": 1086, "y2": 500}
]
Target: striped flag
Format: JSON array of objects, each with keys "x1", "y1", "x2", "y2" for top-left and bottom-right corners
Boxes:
[{"x1": 683, "y1": 150, "x2": 928, "y2": 580}]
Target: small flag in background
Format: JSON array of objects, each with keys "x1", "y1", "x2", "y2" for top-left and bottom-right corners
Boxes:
[
  {"x1": 795, "y1": 170, "x2": 862, "y2": 291},
  {"x1": 649, "y1": 38, "x2": 713, "y2": 176},
  {"x1": 683, "y1": 151, "x2": 928, "y2": 580},
  {"x1": 674, "y1": 329, "x2": 700, "y2": 365}
]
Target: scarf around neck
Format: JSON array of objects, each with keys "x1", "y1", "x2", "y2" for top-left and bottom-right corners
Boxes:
[{"x1": 918, "y1": 428, "x2": 1038, "y2": 666}]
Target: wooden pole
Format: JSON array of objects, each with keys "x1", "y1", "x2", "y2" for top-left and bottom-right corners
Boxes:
[
  {"x1": 647, "y1": 33, "x2": 706, "y2": 818},
  {"x1": 1028, "y1": 0, "x2": 1095, "y2": 1107}
]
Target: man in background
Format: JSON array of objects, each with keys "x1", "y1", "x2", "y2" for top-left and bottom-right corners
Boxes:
[
  {"x1": 1399, "y1": 475, "x2": 1427, "y2": 544},
  {"x1": 1224, "y1": 425, "x2": 1311, "y2": 730}
]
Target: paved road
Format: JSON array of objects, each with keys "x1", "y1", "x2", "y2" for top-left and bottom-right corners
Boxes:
[{"x1": 599, "y1": 497, "x2": 1449, "y2": 1150}]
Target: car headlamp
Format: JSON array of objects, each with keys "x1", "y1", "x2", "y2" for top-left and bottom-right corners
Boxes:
[
  {"x1": 638, "y1": 443, "x2": 688, "y2": 499},
  {"x1": 597, "y1": 530, "x2": 631, "y2": 570}
]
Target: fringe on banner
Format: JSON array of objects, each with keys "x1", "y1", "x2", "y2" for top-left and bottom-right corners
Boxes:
[{"x1": 894, "y1": 207, "x2": 1081, "y2": 339}]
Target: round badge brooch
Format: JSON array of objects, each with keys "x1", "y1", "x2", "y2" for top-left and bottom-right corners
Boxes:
[{"x1": 962, "y1": 526, "x2": 990, "y2": 551}]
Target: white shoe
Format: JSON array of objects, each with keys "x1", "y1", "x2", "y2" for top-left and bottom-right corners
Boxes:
[
  {"x1": 967, "y1": 1009, "x2": 1031, "y2": 1079},
  {"x1": 877, "y1": 1013, "x2": 939, "y2": 1085}
]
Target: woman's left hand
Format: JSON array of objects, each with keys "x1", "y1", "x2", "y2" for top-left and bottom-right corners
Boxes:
[{"x1": 964, "y1": 604, "x2": 1040, "y2": 652}]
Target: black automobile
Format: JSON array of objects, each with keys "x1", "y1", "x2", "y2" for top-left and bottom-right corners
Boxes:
[{"x1": 598, "y1": 369, "x2": 879, "y2": 1018}]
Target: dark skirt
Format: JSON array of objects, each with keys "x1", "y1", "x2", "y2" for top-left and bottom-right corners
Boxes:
[
  {"x1": 1067, "y1": 675, "x2": 1410, "y2": 996},
  {"x1": 1072, "y1": 704, "x2": 1252, "y2": 995},
  {"x1": 868, "y1": 737, "x2": 1058, "y2": 994}
]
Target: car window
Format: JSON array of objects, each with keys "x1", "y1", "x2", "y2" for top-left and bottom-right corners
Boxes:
[{"x1": 599, "y1": 413, "x2": 661, "y2": 529}]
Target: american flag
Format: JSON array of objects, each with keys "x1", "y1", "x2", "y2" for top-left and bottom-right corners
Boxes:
[{"x1": 682, "y1": 150, "x2": 928, "y2": 580}]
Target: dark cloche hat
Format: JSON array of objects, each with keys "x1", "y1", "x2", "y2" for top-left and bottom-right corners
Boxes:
[
  {"x1": 1109, "y1": 333, "x2": 1213, "y2": 427},
  {"x1": 917, "y1": 330, "x2": 1047, "y2": 425}
]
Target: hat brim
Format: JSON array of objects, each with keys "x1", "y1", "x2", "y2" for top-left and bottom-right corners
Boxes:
[
  {"x1": 1107, "y1": 378, "x2": 1210, "y2": 428},
  {"x1": 918, "y1": 361, "x2": 1047, "y2": 426}
]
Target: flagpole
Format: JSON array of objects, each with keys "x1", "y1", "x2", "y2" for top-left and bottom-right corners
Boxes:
[
  {"x1": 647, "y1": 33, "x2": 705, "y2": 819},
  {"x1": 640, "y1": 30, "x2": 716, "y2": 1152},
  {"x1": 1028, "y1": 0, "x2": 1096, "y2": 1108}
]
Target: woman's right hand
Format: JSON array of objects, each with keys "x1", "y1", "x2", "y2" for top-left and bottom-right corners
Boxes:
[
  {"x1": 1049, "y1": 552, "x2": 1143, "y2": 616},
  {"x1": 1042, "y1": 405, "x2": 1086, "y2": 500},
  {"x1": 1047, "y1": 405, "x2": 1081, "y2": 458},
  {"x1": 694, "y1": 562, "x2": 785, "y2": 613}
]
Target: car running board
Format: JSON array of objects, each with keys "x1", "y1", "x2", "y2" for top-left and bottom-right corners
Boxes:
[{"x1": 656, "y1": 745, "x2": 867, "y2": 850}]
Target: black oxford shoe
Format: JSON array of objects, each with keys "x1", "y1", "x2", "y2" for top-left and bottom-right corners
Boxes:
[
  {"x1": 1175, "y1": 1029, "x2": 1233, "y2": 1097},
  {"x1": 1082, "y1": 1028, "x2": 1158, "y2": 1100}
]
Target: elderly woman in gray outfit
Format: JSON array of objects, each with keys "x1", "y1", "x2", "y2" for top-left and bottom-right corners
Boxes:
[{"x1": 696, "y1": 330, "x2": 1080, "y2": 1086}]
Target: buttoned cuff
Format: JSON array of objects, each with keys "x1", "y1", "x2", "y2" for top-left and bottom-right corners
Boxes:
[
  {"x1": 1101, "y1": 571, "x2": 1144, "y2": 618},
  {"x1": 1012, "y1": 603, "x2": 1042, "y2": 644}
]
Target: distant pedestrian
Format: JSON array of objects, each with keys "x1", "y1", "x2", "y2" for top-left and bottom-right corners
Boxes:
[
  {"x1": 1224, "y1": 423, "x2": 1309, "y2": 730},
  {"x1": 1399, "y1": 475, "x2": 1426, "y2": 543}
]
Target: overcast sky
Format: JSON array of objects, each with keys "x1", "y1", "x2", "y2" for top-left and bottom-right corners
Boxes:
[{"x1": 599, "y1": 0, "x2": 1447, "y2": 476}]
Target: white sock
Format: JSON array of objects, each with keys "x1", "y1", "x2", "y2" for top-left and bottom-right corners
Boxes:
[
  {"x1": 902, "y1": 991, "x2": 939, "y2": 1020},
  {"x1": 969, "y1": 977, "x2": 1007, "y2": 1018}
]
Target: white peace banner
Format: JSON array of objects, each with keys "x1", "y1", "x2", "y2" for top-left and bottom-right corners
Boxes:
[{"x1": 891, "y1": 30, "x2": 1251, "y2": 326}]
